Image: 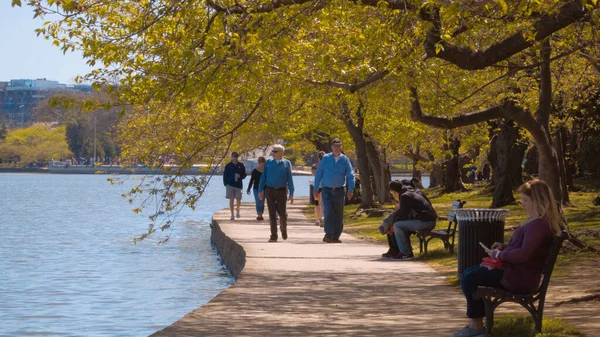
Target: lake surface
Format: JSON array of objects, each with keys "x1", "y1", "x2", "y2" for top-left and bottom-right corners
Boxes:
[{"x1": 0, "y1": 173, "x2": 424, "y2": 336}]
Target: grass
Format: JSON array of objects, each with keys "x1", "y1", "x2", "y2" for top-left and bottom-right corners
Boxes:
[
  {"x1": 492, "y1": 315, "x2": 585, "y2": 337},
  {"x1": 335, "y1": 180, "x2": 600, "y2": 282}
]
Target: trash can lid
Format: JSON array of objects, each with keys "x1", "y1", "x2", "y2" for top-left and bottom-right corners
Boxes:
[{"x1": 455, "y1": 208, "x2": 510, "y2": 222}]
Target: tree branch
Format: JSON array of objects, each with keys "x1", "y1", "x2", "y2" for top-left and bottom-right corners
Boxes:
[
  {"x1": 423, "y1": 2, "x2": 591, "y2": 70},
  {"x1": 207, "y1": 0, "x2": 413, "y2": 14},
  {"x1": 306, "y1": 70, "x2": 390, "y2": 93},
  {"x1": 409, "y1": 86, "x2": 510, "y2": 129}
]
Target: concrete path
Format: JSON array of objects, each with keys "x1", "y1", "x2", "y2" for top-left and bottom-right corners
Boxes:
[
  {"x1": 151, "y1": 198, "x2": 599, "y2": 336},
  {"x1": 152, "y1": 198, "x2": 467, "y2": 336}
]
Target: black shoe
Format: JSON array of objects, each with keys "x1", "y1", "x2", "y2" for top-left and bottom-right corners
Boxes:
[
  {"x1": 268, "y1": 237, "x2": 277, "y2": 243},
  {"x1": 382, "y1": 250, "x2": 399, "y2": 258},
  {"x1": 323, "y1": 235, "x2": 333, "y2": 243},
  {"x1": 391, "y1": 252, "x2": 414, "y2": 261},
  {"x1": 257, "y1": 215, "x2": 264, "y2": 221},
  {"x1": 332, "y1": 238, "x2": 342, "y2": 243},
  {"x1": 282, "y1": 230, "x2": 288, "y2": 240}
]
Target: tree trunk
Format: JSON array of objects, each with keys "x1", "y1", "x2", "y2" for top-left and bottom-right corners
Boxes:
[
  {"x1": 340, "y1": 101, "x2": 376, "y2": 208},
  {"x1": 429, "y1": 162, "x2": 443, "y2": 188},
  {"x1": 444, "y1": 137, "x2": 466, "y2": 193},
  {"x1": 302, "y1": 131, "x2": 332, "y2": 153},
  {"x1": 489, "y1": 120, "x2": 526, "y2": 207},
  {"x1": 523, "y1": 145, "x2": 539, "y2": 175},
  {"x1": 555, "y1": 125, "x2": 570, "y2": 204},
  {"x1": 365, "y1": 134, "x2": 392, "y2": 204}
]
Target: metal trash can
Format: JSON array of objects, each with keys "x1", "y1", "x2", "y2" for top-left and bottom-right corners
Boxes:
[
  {"x1": 455, "y1": 208, "x2": 509, "y2": 278},
  {"x1": 309, "y1": 181, "x2": 315, "y2": 205}
]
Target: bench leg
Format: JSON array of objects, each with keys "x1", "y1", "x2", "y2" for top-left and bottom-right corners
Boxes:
[
  {"x1": 534, "y1": 316, "x2": 542, "y2": 334},
  {"x1": 418, "y1": 236, "x2": 424, "y2": 255},
  {"x1": 484, "y1": 299, "x2": 495, "y2": 335}
]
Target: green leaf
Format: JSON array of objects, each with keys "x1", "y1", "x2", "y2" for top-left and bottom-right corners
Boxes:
[
  {"x1": 495, "y1": 0, "x2": 508, "y2": 13},
  {"x1": 11, "y1": 0, "x2": 22, "y2": 7}
]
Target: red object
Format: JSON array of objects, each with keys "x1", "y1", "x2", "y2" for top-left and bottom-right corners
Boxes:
[{"x1": 481, "y1": 257, "x2": 505, "y2": 268}]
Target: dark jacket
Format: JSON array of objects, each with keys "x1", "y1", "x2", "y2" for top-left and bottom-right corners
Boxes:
[
  {"x1": 391, "y1": 185, "x2": 437, "y2": 223},
  {"x1": 223, "y1": 161, "x2": 247, "y2": 189},
  {"x1": 247, "y1": 169, "x2": 262, "y2": 192}
]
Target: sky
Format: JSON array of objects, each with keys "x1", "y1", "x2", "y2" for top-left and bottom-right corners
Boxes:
[{"x1": 0, "y1": 2, "x2": 92, "y2": 84}]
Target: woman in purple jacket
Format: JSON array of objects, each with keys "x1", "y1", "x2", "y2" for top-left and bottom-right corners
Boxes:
[{"x1": 452, "y1": 179, "x2": 562, "y2": 337}]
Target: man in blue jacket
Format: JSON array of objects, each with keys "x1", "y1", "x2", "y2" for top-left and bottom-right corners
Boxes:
[
  {"x1": 223, "y1": 152, "x2": 247, "y2": 220},
  {"x1": 258, "y1": 144, "x2": 295, "y2": 242},
  {"x1": 313, "y1": 138, "x2": 355, "y2": 243}
]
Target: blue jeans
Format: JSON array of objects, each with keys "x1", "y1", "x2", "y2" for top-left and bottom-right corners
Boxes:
[
  {"x1": 461, "y1": 265, "x2": 505, "y2": 318},
  {"x1": 393, "y1": 219, "x2": 436, "y2": 256},
  {"x1": 252, "y1": 189, "x2": 264, "y2": 215},
  {"x1": 321, "y1": 187, "x2": 345, "y2": 239}
]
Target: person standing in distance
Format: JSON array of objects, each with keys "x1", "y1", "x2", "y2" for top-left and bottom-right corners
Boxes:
[
  {"x1": 223, "y1": 152, "x2": 247, "y2": 220},
  {"x1": 313, "y1": 138, "x2": 355, "y2": 243},
  {"x1": 247, "y1": 156, "x2": 266, "y2": 221},
  {"x1": 258, "y1": 144, "x2": 295, "y2": 243}
]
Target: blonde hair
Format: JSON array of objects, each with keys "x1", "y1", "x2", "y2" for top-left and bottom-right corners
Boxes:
[{"x1": 517, "y1": 179, "x2": 562, "y2": 235}]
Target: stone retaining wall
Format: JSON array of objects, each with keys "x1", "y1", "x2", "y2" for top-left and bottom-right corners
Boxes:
[{"x1": 210, "y1": 218, "x2": 246, "y2": 279}]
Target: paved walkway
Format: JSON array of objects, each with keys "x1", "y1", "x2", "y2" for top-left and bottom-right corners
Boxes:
[
  {"x1": 152, "y1": 198, "x2": 466, "y2": 336},
  {"x1": 151, "y1": 198, "x2": 599, "y2": 336}
]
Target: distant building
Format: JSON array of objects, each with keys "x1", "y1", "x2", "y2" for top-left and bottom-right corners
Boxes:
[{"x1": 0, "y1": 78, "x2": 92, "y2": 128}]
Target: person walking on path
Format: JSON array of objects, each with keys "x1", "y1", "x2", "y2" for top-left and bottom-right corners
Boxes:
[
  {"x1": 452, "y1": 179, "x2": 561, "y2": 337},
  {"x1": 247, "y1": 156, "x2": 266, "y2": 221},
  {"x1": 223, "y1": 152, "x2": 247, "y2": 220},
  {"x1": 258, "y1": 144, "x2": 295, "y2": 243},
  {"x1": 313, "y1": 138, "x2": 355, "y2": 243}
]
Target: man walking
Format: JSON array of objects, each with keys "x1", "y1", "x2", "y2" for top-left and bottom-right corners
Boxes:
[
  {"x1": 313, "y1": 138, "x2": 355, "y2": 243},
  {"x1": 258, "y1": 144, "x2": 295, "y2": 242},
  {"x1": 223, "y1": 152, "x2": 247, "y2": 220}
]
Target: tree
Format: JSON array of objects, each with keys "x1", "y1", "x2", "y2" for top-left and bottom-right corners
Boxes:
[
  {"x1": 0, "y1": 124, "x2": 72, "y2": 166},
  {"x1": 0, "y1": 119, "x2": 7, "y2": 141}
]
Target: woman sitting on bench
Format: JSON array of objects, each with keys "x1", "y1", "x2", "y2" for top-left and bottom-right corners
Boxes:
[{"x1": 452, "y1": 179, "x2": 562, "y2": 337}]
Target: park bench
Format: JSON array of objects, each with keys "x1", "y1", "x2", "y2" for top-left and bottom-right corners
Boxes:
[
  {"x1": 475, "y1": 231, "x2": 568, "y2": 335},
  {"x1": 415, "y1": 200, "x2": 466, "y2": 256}
]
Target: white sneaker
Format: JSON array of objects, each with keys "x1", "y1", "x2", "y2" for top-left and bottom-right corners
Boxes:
[
  {"x1": 236, "y1": 210, "x2": 240, "y2": 219},
  {"x1": 452, "y1": 325, "x2": 487, "y2": 337},
  {"x1": 314, "y1": 220, "x2": 320, "y2": 226},
  {"x1": 230, "y1": 215, "x2": 235, "y2": 220}
]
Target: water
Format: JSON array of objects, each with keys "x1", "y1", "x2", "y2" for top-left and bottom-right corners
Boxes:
[
  {"x1": 0, "y1": 173, "x2": 419, "y2": 336},
  {"x1": 0, "y1": 174, "x2": 242, "y2": 337}
]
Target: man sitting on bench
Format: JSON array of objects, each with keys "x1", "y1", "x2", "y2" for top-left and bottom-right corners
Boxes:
[{"x1": 379, "y1": 180, "x2": 437, "y2": 260}]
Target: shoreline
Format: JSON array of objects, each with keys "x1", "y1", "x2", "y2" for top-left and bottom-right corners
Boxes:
[{"x1": 0, "y1": 167, "x2": 313, "y2": 176}]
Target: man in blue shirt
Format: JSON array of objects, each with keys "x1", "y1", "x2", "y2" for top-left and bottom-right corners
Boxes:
[
  {"x1": 313, "y1": 138, "x2": 355, "y2": 243},
  {"x1": 258, "y1": 144, "x2": 295, "y2": 242},
  {"x1": 223, "y1": 152, "x2": 247, "y2": 220}
]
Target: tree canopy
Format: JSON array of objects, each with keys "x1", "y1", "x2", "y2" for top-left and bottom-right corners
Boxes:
[{"x1": 13, "y1": 0, "x2": 600, "y2": 237}]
